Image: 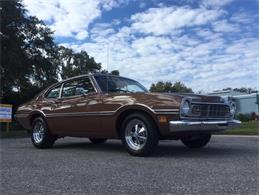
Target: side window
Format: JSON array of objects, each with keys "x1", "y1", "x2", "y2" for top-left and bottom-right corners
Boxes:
[
  {"x1": 62, "y1": 77, "x2": 95, "y2": 98},
  {"x1": 46, "y1": 85, "x2": 61, "y2": 99}
]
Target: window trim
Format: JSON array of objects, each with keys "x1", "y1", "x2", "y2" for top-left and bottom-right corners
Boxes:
[{"x1": 60, "y1": 76, "x2": 97, "y2": 99}]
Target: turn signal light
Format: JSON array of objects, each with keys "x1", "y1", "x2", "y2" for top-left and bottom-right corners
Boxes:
[{"x1": 158, "y1": 116, "x2": 167, "y2": 123}]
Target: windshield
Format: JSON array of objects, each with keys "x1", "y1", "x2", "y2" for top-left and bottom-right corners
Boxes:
[{"x1": 95, "y1": 75, "x2": 148, "y2": 93}]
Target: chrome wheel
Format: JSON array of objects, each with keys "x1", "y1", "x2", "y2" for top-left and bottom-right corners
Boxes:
[
  {"x1": 33, "y1": 121, "x2": 45, "y2": 144},
  {"x1": 125, "y1": 119, "x2": 148, "y2": 151}
]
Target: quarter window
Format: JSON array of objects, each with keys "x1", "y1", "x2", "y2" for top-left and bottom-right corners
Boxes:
[
  {"x1": 62, "y1": 77, "x2": 95, "y2": 98},
  {"x1": 46, "y1": 85, "x2": 61, "y2": 99}
]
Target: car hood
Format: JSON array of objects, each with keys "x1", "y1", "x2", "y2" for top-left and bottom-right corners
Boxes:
[{"x1": 107, "y1": 92, "x2": 223, "y2": 110}]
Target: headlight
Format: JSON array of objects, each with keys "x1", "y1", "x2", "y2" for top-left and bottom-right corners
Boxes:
[
  {"x1": 230, "y1": 102, "x2": 236, "y2": 116},
  {"x1": 181, "y1": 100, "x2": 190, "y2": 115}
]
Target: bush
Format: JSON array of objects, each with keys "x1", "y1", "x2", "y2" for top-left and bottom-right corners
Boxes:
[
  {"x1": 235, "y1": 113, "x2": 258, "y2": 122},
  {"x1": 0, "y1": 121, "x2": 26, "y2": 132}
]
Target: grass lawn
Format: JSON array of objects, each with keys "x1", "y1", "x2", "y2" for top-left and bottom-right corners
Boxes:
[
  {"x1": 221, "y1": 121, "x2": 259, "y2": 135},
  {"x1": 0, "y1": 130, "x2": 29, "y2": 139}
]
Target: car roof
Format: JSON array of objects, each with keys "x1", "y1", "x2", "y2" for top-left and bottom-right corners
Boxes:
[
  {"x1": 48, "y1": 73, "x2": 136, "y2": 88},
  {"x1": 60, "y1": 73, "x2": 136, "y2": 83}
]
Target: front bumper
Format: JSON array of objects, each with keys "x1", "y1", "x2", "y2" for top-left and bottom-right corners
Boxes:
[{"x1": 169, "y1": 119, "x2": 241, "y2": 132}]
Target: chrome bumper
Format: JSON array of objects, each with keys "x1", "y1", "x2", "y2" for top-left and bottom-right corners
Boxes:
[{"x1": 169, "y1": 120, "x2": 241, "y2": 132}]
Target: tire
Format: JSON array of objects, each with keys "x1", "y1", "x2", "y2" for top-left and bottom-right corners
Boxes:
[
  {"x1": 31, "y1": 117, "x2": 56, "y2": 149},
  {"x1": 121, "y1": 113, "x2": 159, "y2": 157},
  {"x1": 181, "y1": 134, "x2": 211, "y2": 148},
  {"x1": 89, "y1": 138, "x2": 107, "y2": 144}
]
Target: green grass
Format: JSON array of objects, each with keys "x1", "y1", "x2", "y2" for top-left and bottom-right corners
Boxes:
[
  {"x1": 0, "y1": 130, "x2": 29, "y2": 138},
  {"x1": 0, "y1": 121, "x2": 28, "y2": 138},
  {"x1": 221, "y1": 121, "x2": 259, "y2": 135}
]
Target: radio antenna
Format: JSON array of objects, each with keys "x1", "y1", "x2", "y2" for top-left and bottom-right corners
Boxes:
[
  {"x1": 106, "y1": 43, "x2": 109, "y2": 93},
  {"x1": 107, "y1": 44, "x2": 109, "y2": 72}
]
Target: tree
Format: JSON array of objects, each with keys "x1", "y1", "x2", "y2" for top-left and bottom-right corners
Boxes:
[
  {"x1": 150, "y1": 81, "x2": 167, "y2": 92},
  {"x1": 221, "y1": 87, "x2": 259, "y2": 94},
  {"x1": 99, "y1": 69, "x2": 120, "y2": 75},
  {"x1": 1, "y1": 1, "x2": 102, "y2": 108},
  {"x1": 150, "y1": 81, "x2": 193, "y2": 93},
  {"x1": 110, "y1": 70, "x2": 119, "y2": 76},
  {"x1": 58, "y1": 46, "x2": 101, "y2": 79},
  {"x1": 233, "y1": 87, "x2": 258, "y2": 94},
  {"x1": 171, "y1": 81, "x2": 193, "y2": 93},
  {"x1": 1, "y1": 0, "x2": 58, "y2": 105}
]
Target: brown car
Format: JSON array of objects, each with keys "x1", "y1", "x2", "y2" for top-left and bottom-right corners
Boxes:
[{"x1": 15, "y1": 74, "x2": 241, "y2": 156}]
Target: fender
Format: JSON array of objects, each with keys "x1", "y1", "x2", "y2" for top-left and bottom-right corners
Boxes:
[
  {"x1": 113, "y1": 103, "x2": 159, "y2": 132},
  {"x1": 27, "y1": 110, "x2": 46, "y2": 128},
  {"x1": 115, "y1": 103, "x2": 156, "y2": 118}
]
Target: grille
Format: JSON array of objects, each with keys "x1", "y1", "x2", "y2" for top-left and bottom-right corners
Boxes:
[{"x1": 191, "y1": 104, "x2": 230, "y2": 118}]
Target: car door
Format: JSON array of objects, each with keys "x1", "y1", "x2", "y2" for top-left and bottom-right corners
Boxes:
[
  {"x1": 45, "y1": 77, "x2": 102, "y2": 136},
  {"x1": 40, "y1": 83, "x2": 62, "y2": 133}
]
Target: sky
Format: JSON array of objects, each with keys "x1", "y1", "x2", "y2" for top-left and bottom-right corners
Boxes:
[{"x1": 22, "y1": 0, "x2": 259, "y2": 92}]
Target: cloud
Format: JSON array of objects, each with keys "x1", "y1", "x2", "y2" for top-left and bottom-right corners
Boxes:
[
  {"x1": 131, "y1": 36, "x2": 173, "y2": 56},
  {"x1": 200, "y1": 0, "x2": 234, "y2": 8},
  {"x1": 66, "y1": 22, "x2": 258, "y2": 92},
  {"x1": 130, "y1": 6, "x2": 223, "y2": 36},
  {"x1": 22, "y1": 0, "x2": 128, "y2": 40},
  {"x1": 212, "y1": 19, "x2": 240, "y2": 33},
  {"x1": 23, "y1": 0, "x2": 258, "y2": 92}
]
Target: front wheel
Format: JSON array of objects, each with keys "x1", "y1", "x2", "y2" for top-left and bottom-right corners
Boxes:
[
  {"x1": 181, "y1": 134, "x2": 211, "y2": 148},
  {"x1": 31, "y1": 117, "x2": 56, "y2": 149},
  {"x1": 121, "y1": 113, "x2": 158, "y2": 156}
]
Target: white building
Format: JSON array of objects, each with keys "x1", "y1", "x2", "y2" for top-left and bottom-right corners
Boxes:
[{"x1": 208, "y1": 90, "x2": 259, "y2": 115}]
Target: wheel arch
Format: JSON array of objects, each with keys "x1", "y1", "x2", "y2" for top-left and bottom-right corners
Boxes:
[
  {"x1": 29, "y1": 110, "x2": 46, "y2": 127},
  {"x1": 115, "y1": 105, "x2": 160, "y2": 138}
]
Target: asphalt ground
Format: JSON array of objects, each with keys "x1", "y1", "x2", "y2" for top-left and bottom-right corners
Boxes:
[{"x1": 0, "y1": 135, "x2": 258, "y2": 194}]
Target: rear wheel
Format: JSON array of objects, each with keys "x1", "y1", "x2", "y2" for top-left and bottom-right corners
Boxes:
[
  {"x1": 89, "y1": 138, "x2": 107, "y2": 144},
  {"x1": 31, "y1": 117, "x2": 56, "y2": 149},
  {"x1": 181, "y1": 134, "x2": 211, "y2": 148},
  {"x1": 121, "y1": 113, "x2": 158, "y2": 156}
]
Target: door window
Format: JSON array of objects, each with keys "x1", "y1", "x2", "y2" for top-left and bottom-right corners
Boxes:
[
  {"x1": 62, "y1": 77, "x2": 95, "y2": 98},
  {"x1": 46, "y1": 85, "x2": 61, "y2": 99}
]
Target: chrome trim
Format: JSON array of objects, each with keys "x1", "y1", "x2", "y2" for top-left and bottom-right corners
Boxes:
[
  {"x1": 180, "y1": 116, "x2": 231, "y2": 120},
  {"x1": 59, "y1": 83, "x2": 64, "y2": 99},
  {"x1": 169, "y1": 119, "x2": 241, "y2": 132},
  {"x1": 154, "y1": 112, "x2": 179, "y2": 115},
  {"x1": 58, "y1": 92, "x2": 98, "y2": 100},
  {"x1": 113, "y1": 103, "x2": 156, "y2": 114},
  {"x1": 89, "y1": 76, "x2": 99, "y2": 93},
  {"x1": 180, "y1": 97, "x2": 231, "y2": 119},
  {"x1": 189, "y1": 102, "x2": 229, "y2": 105},
  {"x1": 153, "y1": 109, "x2": 179, "y2": 112},
  {"x1": 45, "y1": 103, "x2": 157, "y2": 118},
  {"x1": 180, "y1": 97, "x2": 190, "y2": 118},
  {"x1": 90, "y1": 75, "x2": 103, "y2": 93},
  {"x1": 153, "y1": 108, "x2": 179, "y2": 115},
  {"x1": 45, "y1": 111, "x2": 115, "y2": 118}
]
